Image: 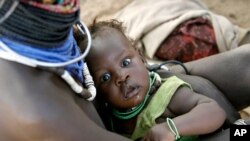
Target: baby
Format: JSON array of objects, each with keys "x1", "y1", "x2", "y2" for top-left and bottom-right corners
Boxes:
[{"x1": 82, "y1": 20, "x2": 226, "y2": 141}]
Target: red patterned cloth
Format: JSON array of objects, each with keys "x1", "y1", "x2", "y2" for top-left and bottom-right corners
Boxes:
[
  {"x1": 20, "y1": 0, "x2": 79, "y2": 14},
  {"x1": 155, "y1": 18, "x2": 218, "y2": 62}
]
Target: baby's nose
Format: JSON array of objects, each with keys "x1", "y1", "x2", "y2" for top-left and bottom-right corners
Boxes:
[{"x1": 115, "y1": 70, "x2": 129, "y2": 86}]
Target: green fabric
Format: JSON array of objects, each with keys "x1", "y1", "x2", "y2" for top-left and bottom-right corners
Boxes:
[
  {"x1": 178, "y1": 136, "x2": 198, "y2": 141},
  {"x1": 131, "y1": 76, "x2": 192, "y2": 140}
]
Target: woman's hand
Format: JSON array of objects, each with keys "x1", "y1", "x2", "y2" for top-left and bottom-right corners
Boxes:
[{"x1": 141, "y1": 123, "x2": 175, "y2": 141}]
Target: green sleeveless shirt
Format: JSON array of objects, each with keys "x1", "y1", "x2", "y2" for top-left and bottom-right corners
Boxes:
[{"x1": 131, "y1": 76, "x2": 197, "y2": 141}]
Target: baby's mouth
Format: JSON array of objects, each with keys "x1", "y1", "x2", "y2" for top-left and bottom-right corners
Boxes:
[{"x1": 122, "y1": 84, "x2": 140, "y2": 100}]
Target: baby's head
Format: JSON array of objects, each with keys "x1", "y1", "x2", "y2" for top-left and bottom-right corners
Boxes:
[{"x1": 85, "y1": 20, "x2": 150, "y2": 110}]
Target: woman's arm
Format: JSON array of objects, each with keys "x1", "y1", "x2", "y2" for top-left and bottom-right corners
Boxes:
[{"x1": 169, "y1": 44, "x2": 250, "y2": 110}]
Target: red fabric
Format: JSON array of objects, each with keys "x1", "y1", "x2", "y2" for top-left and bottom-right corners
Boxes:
[
  {"x1": 155, "y1": 18, "x2": 218, "y2": 62},
  {"x1": 20, "y1": 0, "x2": 79, "y2": 14}
]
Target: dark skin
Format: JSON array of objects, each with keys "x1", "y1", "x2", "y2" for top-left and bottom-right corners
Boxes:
[
  {"x1": 156, "y1": 44, "x2": 250, "y2": 140},
  {"x1": 0, "y1": 38, "x2": 245, "y2": 141},
  {"x1": 158, "y1": 72, "x2": 240, "y2": 125},
  {"x1": 87, "y1": 26, "x2": 150, "y2": 109},
  {"x1": 86, "y1": 26, "x2": 226, "y2": 141},
  {"x1": 168, "y1": 44, "x2": 250, "y2": 111},
  {"x1": 0, "y1": 59, "x2": 131, "y2": 141},
  {"x1": 1, "y1": 22, "x2": 244, "y2": 140}
]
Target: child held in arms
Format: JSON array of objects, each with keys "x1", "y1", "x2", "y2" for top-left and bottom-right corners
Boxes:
[{"x1": 79, "y1": 20, "x2": 226, "y2": 141}]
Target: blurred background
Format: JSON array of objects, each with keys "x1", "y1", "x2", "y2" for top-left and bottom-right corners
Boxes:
[{"x1": 79, "y1": 0, "x2": 250, "y2": 28}]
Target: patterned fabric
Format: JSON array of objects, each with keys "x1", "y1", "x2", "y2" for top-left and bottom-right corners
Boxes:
[
  {"x1": 155, "y1": 18, "x2": 218, "y2": 62},
  {"x1": 113, "y1": 0, "x2": 243, "y2": 60},
  {"x1": 0, "y1": 30, "x2": 84, "y2": 83},
  {"x1": 0, "y1": 0, "x2": 79, "y2": 47},
  {"x1": 0, "y1": 0, "x2": 83, "y2": 83},
  {"x1": 131, "y1": 76, "x2": 193, "y2": 140},
  {"x1": 20, "y1": 0, "x2": 79, "y2": 13}
]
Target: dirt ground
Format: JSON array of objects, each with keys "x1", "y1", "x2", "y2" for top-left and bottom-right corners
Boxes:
[{"x1": 79, "y1": 0, "x2": 250, "y2": 117}]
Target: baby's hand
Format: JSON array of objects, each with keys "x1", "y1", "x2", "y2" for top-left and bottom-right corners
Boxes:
[{"x1": 141, "y1": 123, "x2": 175, "y2": 141}]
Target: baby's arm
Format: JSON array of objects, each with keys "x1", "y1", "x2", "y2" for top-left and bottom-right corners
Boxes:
[
  {"x1": 142, "y1": 86, "x2": 226, "y2": 141},
  {"x1": 168, "y1": 86, "x2": 226, "y2": 135}
]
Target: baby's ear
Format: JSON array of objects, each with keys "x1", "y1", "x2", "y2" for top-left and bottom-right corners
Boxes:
[
  {"x1": 129, "y1": 37, "x2": 147, "y2": 63},
  {"x1": 139, "y1": 51, "x2": 147, "y2": 64}
]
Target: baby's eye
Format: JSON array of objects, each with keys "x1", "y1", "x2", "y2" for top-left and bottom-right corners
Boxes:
[
  {"x1": 122, "y1": 58, "x2": 131, "y2": 67},
  {"x1": 100, "y1": 73, "x2": 111, "y2": 82}
]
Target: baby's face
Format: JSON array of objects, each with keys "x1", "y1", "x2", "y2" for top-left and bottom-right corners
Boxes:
[{"x1": 87, "y1": 27, "x2": 149, "y2": 110}]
